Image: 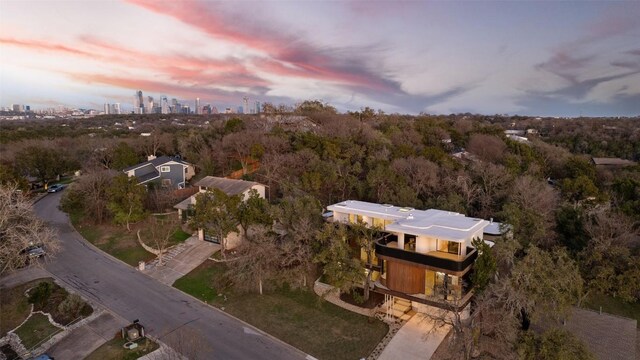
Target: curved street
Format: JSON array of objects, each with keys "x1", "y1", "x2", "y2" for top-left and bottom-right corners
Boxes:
[{"x1": 34, "y1": 192, "x2": 306, "y2": 360}]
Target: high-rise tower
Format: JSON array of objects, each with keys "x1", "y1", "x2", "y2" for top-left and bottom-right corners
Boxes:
[
  {"x1": 147, "y1": 96, "x2": 154, "y2": 114},
  {"x1": 134, "y1": 91, "x2": 145, "y2": 114},
  {"x1": 195, "y1": 98, "x2": 201, "y2": 114},
  {"x1": 243, "y1": 97, "x2": 249, "y2": 114}
]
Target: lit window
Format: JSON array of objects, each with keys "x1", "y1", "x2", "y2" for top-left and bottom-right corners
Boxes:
[{"x1": 160, "y1": 166, "x2": 170, "y2": 172}]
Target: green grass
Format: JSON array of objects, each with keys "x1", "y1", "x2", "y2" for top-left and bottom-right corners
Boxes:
[
  {"x1": 14, "y1": 313, "x2": 62, "y2": 350},
  {"x1": 171, "y1": 229, "x2": 191, "y2": 244},
  {"x1": 174, "y1": 260, "x2": 388, "y2": 360},
  {"x1": 69, "y1": 212, "x2": 155, "y2": 266},
  {"x1": 583, "y1": 293, "x2": 640, "y2": 328},
  {"x1": 85, "y1": 337, "x2": 158, "y2": 360},
  {"x1": 0, "y1": 279, "x2": 44, "y2": 337},
  {"x1": 173, "y1": 260, "x2": 224, "y2": 303}
]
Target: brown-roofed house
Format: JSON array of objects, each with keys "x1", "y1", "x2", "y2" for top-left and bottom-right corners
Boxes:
[
  {"x1": 591, "y1": 157, "x2": 637, "y2": 167},
  {"x1": 174, "y1": 176, "x2": 266, "y2": 249}
]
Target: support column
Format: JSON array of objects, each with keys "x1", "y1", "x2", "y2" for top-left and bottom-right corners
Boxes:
[{"x1": 397, "y1": 232, "x2": 405, "y2": 250}]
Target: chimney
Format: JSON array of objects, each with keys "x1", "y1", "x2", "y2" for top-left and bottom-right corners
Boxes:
[{"x1": 147, "y1": 155, "x2": 156, "y2": 161}]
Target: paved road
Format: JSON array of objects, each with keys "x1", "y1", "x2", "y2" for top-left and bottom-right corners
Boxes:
[{"x1": 35, "y1": 192, "x2": 306, "y2": 360}]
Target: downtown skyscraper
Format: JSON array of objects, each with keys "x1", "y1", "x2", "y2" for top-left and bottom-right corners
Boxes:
[{"x1": 133, "y1": 90, "x2": 145, "y2": 114}]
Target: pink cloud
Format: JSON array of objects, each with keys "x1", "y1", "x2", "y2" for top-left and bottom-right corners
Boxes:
[
  {"x1": 68, "y1": 72, "x2": 240, "y2": 102},
  {"x1": 1, "y1": 35, "x2": 271, "y2": 90},
  {"x1": 126, "y1": 0, "x2": 403, "y2": 93}
]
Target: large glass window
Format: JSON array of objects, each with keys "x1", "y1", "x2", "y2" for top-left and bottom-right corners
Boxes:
[
  {"x1": 447, "y1": 241, "x2": 460, "y2": 255},
  {"x1": 438, "y1": 240, "x2": 460, "y2": 255}
]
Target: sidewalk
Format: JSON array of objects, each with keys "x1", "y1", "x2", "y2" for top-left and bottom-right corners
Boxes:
[{"x1": 142, "y1": 236, "x2": 220, "y2": 285}]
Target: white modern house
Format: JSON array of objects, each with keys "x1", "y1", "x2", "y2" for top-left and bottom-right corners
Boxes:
[
  {"x1": 174, "y1": 176, "x2": 266, "y2": 249},
  {"x1": 326, "y1": 200, "x2": 503, "y2": 314}
]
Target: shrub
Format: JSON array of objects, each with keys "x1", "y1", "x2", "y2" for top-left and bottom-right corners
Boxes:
[
  {"x1": 28, "y1": 282, "x2": 52, "y2": 306},
  {"x1": 60, "y1": 185, "x2": 84, "y2": 213},
  {"x1": 57, "y1": 294, "x2": 85, "y2": 320}
]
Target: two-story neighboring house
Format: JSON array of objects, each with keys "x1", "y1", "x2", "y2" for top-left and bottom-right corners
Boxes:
[
  {"x1": 123, "y1": 156, "x2": 195, "y2": 189},
  {"x1": 326, "y1": 200, "x2": 503, "y2": 316},
  {"x1": 174, "y1": 176, "x2": 266, "y2": 249}
]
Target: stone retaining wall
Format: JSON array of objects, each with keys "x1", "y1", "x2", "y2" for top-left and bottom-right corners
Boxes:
[{"x1": 136, "y1": 230, "x2": 164, "y2": 256}]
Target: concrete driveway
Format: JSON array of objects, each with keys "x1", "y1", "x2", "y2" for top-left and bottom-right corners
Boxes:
[
  {"x1": 378, "y1": 312, "x2": 451, "y2": 360},
  {"x1": 142, "y1": 236, "x2": 220, "y2": 285}
]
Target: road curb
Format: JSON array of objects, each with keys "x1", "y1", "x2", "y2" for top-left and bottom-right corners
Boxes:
[{"x1": 64, "y1": 209, "x2": 310, "y2": 359}]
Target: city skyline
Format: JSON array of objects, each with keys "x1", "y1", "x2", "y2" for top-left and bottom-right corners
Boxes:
[{"x1": 1, "y1": 1, "x2": 640, "y2": 116}]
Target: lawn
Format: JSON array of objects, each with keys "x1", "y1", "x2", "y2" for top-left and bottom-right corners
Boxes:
[
  {"x1": 69, "y1": 211, "x2": 191, "y2": 267},
  {"x1": 13, "y1": 313, "x2": 62, "y2": 349},
  {"x1": 0, "y1": 279, "x2": 42, "y2": 337},
  {"x1": 70, "y1": 212, "x2": 156, "y2": 266},
  {"x1": 1, "y1": 278, "x2": 93, "y2": 339},
  {"x1": 171, "y1": 228, "x2": 191, "y2": 243},
  {"x1": 85, "y1": 337, "x2": 158, "y2": 360},
  {"x1": 583, "y1": 293, "x2": 640, "y2": 328},
  {"x1": 173, "y1": 259, "x2": 225, "y2": 303},
  {"x1": 174, "y1": 260, "x2": 388, "y2": 360}
]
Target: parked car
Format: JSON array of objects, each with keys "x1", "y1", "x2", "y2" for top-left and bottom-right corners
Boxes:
[
  {"x1": 21, "y1": 244, "x2": 46, "y2": 259},
  {"x1": 47, "y1": 184, "x2": 64, "y2": 193},
  {"x1": 27, "y1": 246, "x2": 46, "y2": 259}
]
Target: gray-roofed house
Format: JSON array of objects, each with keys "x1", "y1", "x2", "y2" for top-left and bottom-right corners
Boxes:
[
  {"x1": 123, "y1": 155, "x2": 195, "y2": 189},
  {"x1": 174, "y1": 176, "x2": 266, "y2": 248}
]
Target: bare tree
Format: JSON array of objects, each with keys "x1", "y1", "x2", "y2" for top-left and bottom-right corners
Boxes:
[
  {"x1": 62, "y1": 169, "x2": 115, "y2": 224},
  {"x1": 0, "y1": 185, "x2": 59, "y2": 275},
  {"x1": 467, "y1": 134, "x2": 507, "y2": 164},
  {"x1": 138, "y1": 216, "x2": 180, "y2": 265},
  {"x1": 502, "y1": 176, "x2": 558, "y2": 248},
  {"x1": 225, "y1": 225, "x2": 279, "y2": 295}
]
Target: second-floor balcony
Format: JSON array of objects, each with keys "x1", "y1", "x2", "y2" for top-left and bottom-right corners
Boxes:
[{"x1": 375, "y1": 234, "x2": 477, "y2": 273}]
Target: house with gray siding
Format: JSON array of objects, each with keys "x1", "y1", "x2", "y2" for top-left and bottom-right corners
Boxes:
[
  {"x1": 174, "y1": 176, "x2": 266, "y2": 248},
  {"x1": 123, "y1": 155, "x2": 195, "y2": 189}
]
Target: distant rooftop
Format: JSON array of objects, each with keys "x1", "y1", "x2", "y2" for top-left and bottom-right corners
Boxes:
[
  {"x1": 591, "y1": 157, "x2": 637, "y2": 166},
  {"x1": 194, "y1": 176, "x2": 262, "y2": 196},
  {"x1": 327, "y1": 200, "x2": 501, "y2": 242},
  {"x1": 122, "y1": 155, "x2": 191, "y2": 172}
]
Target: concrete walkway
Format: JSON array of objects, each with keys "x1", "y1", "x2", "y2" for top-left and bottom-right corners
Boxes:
[
  {"x1": 378, "y1": 313, "x2": 451, "y2": 360},
  {"x1": 142, "y1": 236, "x2": 220, "y2": 285},
  {"x1": 46, "y1": 311, "x2": 128, "y2": 359}
]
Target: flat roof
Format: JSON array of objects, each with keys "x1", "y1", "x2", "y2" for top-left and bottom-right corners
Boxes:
[
  {"x1": 592, "y1": 157, "x2": 636, "y2": 166},
  {"x1": 327, "y1": 200, "x2": 491, "y2": 242}
]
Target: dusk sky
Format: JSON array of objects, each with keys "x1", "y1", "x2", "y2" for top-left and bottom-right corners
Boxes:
[{"x1": 1, "y1": 1, "x2": 639, "y2": 116}]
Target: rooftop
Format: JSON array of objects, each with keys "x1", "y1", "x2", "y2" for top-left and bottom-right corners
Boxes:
[
  {"x1": 591, "y1": 157, "x2": 637, "y2": 166},
  {"x1": 194, "y1": 176, "x2": 263, "y2": 196},
  {"x1": 327, "y1": 200, "x2": 496, "y2": 242},
  {"x1": 123, "y1": 156, "x2": 191, "y2": 172}
]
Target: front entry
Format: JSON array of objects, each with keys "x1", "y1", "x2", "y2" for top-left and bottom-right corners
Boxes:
[{"x1": 203, "y1": 231, "x2": 220, "y2": 244}]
